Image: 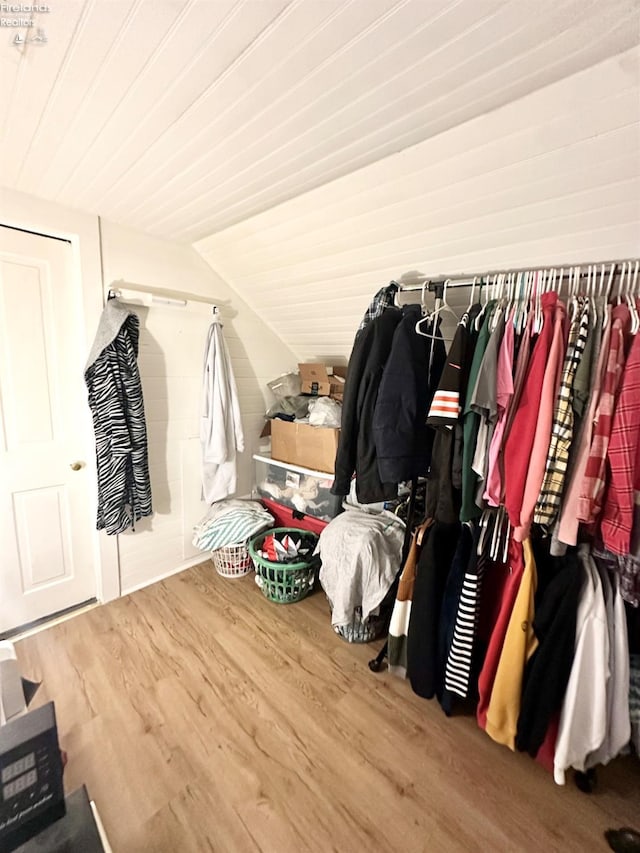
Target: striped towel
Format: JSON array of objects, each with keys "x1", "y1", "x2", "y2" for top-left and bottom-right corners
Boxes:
[{"x1": 193, "y1": 499, "x2": 274, "y2": 552}]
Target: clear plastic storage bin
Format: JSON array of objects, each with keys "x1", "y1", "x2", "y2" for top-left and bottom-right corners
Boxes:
[{"x1": 252, "y1": 454, "x2": 342, "y2": 522}]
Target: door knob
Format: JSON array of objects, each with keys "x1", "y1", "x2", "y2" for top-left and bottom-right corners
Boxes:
[{"x1": 69, "y1": 461, "x2": 85, "y2": 471}]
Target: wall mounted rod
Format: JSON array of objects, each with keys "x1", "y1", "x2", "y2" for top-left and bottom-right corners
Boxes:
[{"x1": 108, "y1": 279, "x2": 227, "y2": 312}]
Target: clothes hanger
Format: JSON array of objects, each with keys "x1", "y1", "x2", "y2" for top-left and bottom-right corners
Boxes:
[
  {"x1": 489, "y1": 506, "x2": 511, "y2": 563},
  {"x1": 463, "y1": 276, "x2": 478, "y2": 324},
  {"x1": 514, "y1": 272, "x2": 527, "y2": 335},
  {"x1": 476, "y1": 509, "x2": 493, "y2": 556},
  {"x1": 532, "y1": 270, "x2": 544, "y2": 334},
  {"x1": 617, "y1": 262, "x2": 627, "y2": 306},
  {"x1": 415, "y1": 279, "x2": 459, "y2": 337},
  {"x1": 569, "y1": 266, "x2": 580, "y2": 324},
  {"x1": 602, "y1": 263, "x2": 616, "y2": 329},
  {"x1": 489, "y1": 274, "x2": 506, "y2": 332},
  {"x1": 627, "y1": 260, "x2": 639, "y2": 334},
  {"x1": 474, "y1": 275, "x2": 492, "y2": 331}
]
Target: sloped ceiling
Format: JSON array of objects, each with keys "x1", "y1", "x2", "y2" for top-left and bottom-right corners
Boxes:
[
  {"x1": 195, "y1": 46, "x2": 640, "y2": 360},
  {"x1": 1, "y1": 0, "x2": 639, "y2": 243}
]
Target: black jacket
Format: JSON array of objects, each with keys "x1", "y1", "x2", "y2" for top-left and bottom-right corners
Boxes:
[
  {"x1": 515, "y1": 550, "x2": 583, "y2": 756},
  {"x1": 372, "y1": 305, "x2": 446, "y2": 485},
  {"x1": 332, "y1": 308, "x2": 401, "y2": 503}
]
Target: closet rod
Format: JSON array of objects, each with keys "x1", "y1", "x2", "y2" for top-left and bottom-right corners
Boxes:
[
  {"x1": 397, "y1": 257, "x2": 639, "y2": 293},
  {"x1": 108, "y1": 279, "x2": 226, "y2": 312}
]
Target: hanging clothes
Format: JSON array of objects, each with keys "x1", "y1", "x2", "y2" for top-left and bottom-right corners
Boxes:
[
  {"x1": 437, "y1": 522, "x2": 483, "y2": 714},
  {"x1": 553, "y1": 546, "x2": 609, "y2": 785},
  {"x1": 373, "y1": 305, "x2": 446, "y2": 484},
  {"x1": 200, "y1": 321, "x2": 244, "y2": 504},
  {"x1": 503, "y1": 292, "x2": 557, "y2": 529},
  {"x1": 484, "y1": 538, "x2": 538, "y2": 750},
  {"x1": 585, "y1": 564, "x2": 631, "y2": 769},
  {"x1": 599, "y1": 329, "x2": 640, "y2": 555},
  {"x1": 484, "y1": 308, "x2": 515, "y2": 507},
  {"x1": 577, "y1": 303, "x2": 631, "y2": 525},
  {"x1": 441, "y1": 526, "x2": 487, "y2": 706},
  {"x1": 356, "y1": 281, "x2": 399, "y2": 339},
  {"x1": 426, "y1": 305, "x2": 481, "y2": 523},
  {"x1": 476, "y1": 537, "x2": 526, "y2": 731},
  {"x1": 85, "y1": 298, "x2": 152, "y2": 535},
  {"x1": 350, "y1": 267, "x2": 640, "y2": 786},
  {"x1": 388, "y1": 519, "x2": 432, "y2": 678},
  {"x1": 534, "y1": 299, "x2": 590, "y2": 527},
  {"x1": 513, "y1": 296, "x2": 567, "y2": 541},
  {"x1": 332, "y1": 307, "x2": 402, "y2": 503},
  {"x1": 406, "y1": 521, "x2": 460, "y2": 699},
  {"x1": 555, "y1": 307, "x2": 612, "y2": 548},
  {"x1": 469, "y1": 310, "x2": 506, "y2": 509},
  {"x1": 515, "y1": 549, "x2": 583, "y2": 757},
  {"x1": 460, "y1": 303, "x2": 496, "y2": 522}
]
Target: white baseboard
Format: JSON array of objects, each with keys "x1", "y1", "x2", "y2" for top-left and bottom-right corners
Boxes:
[{"x1": 120, "y1": 554, "x2": 211, "y2": 597}]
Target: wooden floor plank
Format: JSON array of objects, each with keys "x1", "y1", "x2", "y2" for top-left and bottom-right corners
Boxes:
[{"x1": 15, "y1": 561, "x2": 640, "y2": 852}]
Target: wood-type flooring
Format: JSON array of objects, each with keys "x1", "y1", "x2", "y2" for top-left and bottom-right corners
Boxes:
[{"x1": 16, "y1": 562, "x2": 640, "y2": 852}]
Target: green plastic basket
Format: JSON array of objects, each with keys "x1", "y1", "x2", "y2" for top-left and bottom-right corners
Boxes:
[{"x1": 248, "y1": 528, "x2": 319, "y2": 604}]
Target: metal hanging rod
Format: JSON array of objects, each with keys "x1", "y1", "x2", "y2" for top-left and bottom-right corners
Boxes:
[{"x1": 396, "y1": 258, "x2": 639, "y2": 294}]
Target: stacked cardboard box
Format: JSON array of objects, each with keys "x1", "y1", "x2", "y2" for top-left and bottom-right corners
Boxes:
[
  {"x1": 265, "y1": 362, "x2": 345, "y2": 474},
  {"x1": 298, "y1": 363, "x2": 346, "y2": 401}
]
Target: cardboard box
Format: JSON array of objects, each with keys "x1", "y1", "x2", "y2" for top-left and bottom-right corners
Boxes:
[
  {"x1": 299, "y1": 363, "x2": 346, "y2": 399},
  {"x1": 270, "y1": 419, "x2": 339, "y2": 474}
]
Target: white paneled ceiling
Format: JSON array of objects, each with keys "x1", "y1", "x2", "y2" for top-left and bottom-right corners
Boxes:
[
  {"x1": 1, "y1": 0, "x2": 639, "y2": 243},
  {"x1": 195, "y1": 47, "x2": 640, "y2": 360}
]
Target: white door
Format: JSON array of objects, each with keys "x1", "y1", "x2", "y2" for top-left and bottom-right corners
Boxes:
[{"x1": 0, "y1": 225, "x2": 97, "y2": 634}]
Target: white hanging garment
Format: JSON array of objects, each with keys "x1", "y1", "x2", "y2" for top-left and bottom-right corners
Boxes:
[
  {"x1": 554, "y1": 547, "x2": 609, "y2": 785},
  {"x1": 200, "y1": 321, "x2": 244, "y2": 503}
]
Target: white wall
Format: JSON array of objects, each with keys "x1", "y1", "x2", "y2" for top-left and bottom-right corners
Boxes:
[
  {"x1": 0, "y1": 187, "x2": 297, "y2": 598},
  {"x1": 100, "y1": 221, "x2": 297, "y2": 593},
  {"x1": 194, "y1": 46, "x2": 640, "y2": 361}
]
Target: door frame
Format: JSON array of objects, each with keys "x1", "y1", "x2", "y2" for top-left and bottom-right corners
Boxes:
[{"x1": 0, "y1": 186, "x2": 120, "y2": 605}]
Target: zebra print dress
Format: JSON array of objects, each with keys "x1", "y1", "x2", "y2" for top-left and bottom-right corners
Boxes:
[{"x1": 85, "y1": 298, "x2": 153, "y2": 535}]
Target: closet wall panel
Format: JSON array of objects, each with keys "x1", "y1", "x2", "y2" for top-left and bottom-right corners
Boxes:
[
  {"x1": 100, "y1": 221, "x2": 297, "y2": 594},
  {"x1": 194, "y1": 46, "x2": 640, "y2": 362}
]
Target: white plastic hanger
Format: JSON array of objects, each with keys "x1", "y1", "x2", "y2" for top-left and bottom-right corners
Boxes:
[
  {"x1": 415, "y1": 279, "x2": 459, "y2": 337},
  {"x1": 627, "y1": 260, "x2": 639, "y2": 334},
  {"x1": 602, "y1": 263, "x2": 616, "y2": 329},
  {"x1": 514, "y1": 272, "x2": 527, "y2": 335},
  {"x1": 474, "y1": 275, "x2": 492, "y2": 331},
  {"x1": 532, "y1": 271, "x2": 544, "y2": 334},
  {"x1": 465, "y1": 276, "x2": 478, "y2": 314}
]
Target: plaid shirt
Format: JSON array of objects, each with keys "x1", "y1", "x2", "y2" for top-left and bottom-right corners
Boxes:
[
  {"x1": 534, "y1": 300, "x2": 590, "y2": 525},
  {"x1": 356, "y1": 282, "x2": 398, "y2": 338},
  {"x1": 577, "y1": 304, "x2": 631, "y2": 524},
  {"x1": 599, "y1": 330, "x2": 640, "y2": 555}
]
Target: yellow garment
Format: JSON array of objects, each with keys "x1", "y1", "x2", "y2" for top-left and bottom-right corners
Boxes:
[{"x1": 485, "y1": 538, "x2": 538, "y2": 750}]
